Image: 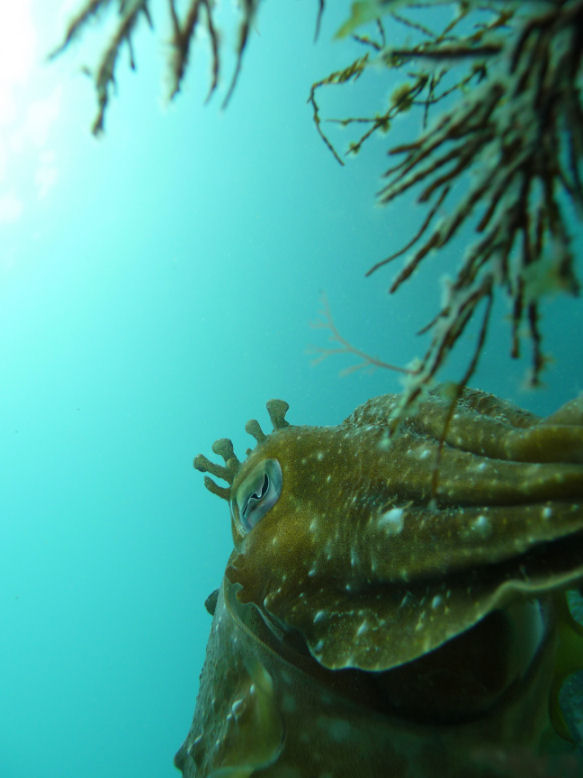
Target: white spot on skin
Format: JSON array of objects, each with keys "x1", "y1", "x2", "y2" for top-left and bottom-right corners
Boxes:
[
  {"x1": 415, "y1": 612, "x2": 426, "y2": 631},
  {"x1": 316, "y1": 451, "x2": 324, "y2": 461},
  {"x1": 378, "y1": 435, "x2": 391, "y2": 451},
  {"x1": 231, "y1": 698, "x2": 245, "y2": 718},
  {"x1": 471, "y1": 514, "x2": 491, "y2": 538},
  {"x1": 542, "y1": 506, "x2": 552, "y2": 519},
  {"x1": 419, "y1": 448, "x2": 431, "y2": 460},
  {"x1": 431, "y1": 595, "x2": 442, "y2": 609},
  {"x1": 356, "y1": 620, "x2": 367, "y2": 637},
  {"x1": 378, "y1": 507, "x2": 404, "y2": 535},
  {"x1": 314, "y1": 610, "x2": 326, "y2": 623}
]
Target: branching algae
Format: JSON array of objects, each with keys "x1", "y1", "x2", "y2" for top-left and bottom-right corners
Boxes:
[
  {"x1": 310, "y1": 0, "x2": 583, "y2": 418},
  {"x1": 52, "y1": 0, "x2": 582, "y2": 405},
  {"x1": 49, "y1": 0, "x2": 261, "y2": 133}
]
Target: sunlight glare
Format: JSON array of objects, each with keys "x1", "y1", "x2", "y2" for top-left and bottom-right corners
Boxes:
[{"x1": 0, "y1": 3, "x2": 37, "y2": 127}]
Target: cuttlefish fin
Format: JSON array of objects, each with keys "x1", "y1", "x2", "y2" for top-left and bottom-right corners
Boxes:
[
  {"x1": 549, "y1": 590, "x2": 583, "y2": 743},
  {"x1": 210, "y1": 657, "x2": 284, "y2": 778}
]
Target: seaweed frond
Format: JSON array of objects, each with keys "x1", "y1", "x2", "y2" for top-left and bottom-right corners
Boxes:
[
  {"x1": 311, "y1": 0, "x2": 583, "y2": 414},
  {"x1": 50, "y1": 0, "x2": 262, "y2": 133},
  {"x1": 310, "y1": 293, "x2": 414, "y2": 376}
]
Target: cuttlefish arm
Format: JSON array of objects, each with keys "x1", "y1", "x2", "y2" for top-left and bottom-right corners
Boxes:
[
  {"x1": 219, "y1": 387, "x2": 583, "y2": 672},
  {"x1": 174, "y1": 580, "x2": 284, "y2": 778}
]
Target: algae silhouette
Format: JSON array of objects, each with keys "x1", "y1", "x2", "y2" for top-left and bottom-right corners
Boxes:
[{"x1": 52, "y1": 0, "x2": 582, "y2": 415}]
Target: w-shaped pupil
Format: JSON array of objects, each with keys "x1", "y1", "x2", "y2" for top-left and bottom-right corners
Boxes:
[{"x1": 253, "y1": 474, "x2": 269, "y2": 500}]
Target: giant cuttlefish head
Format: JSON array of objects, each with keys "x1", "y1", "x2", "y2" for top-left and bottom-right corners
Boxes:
[
  {"x1": 196, "y1": 387, "x2": 583, "y2": 670},
  {"x1": 182, "y1": 386, "x2": 583, "y2": 776}
]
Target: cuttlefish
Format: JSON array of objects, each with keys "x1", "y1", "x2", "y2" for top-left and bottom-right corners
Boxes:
[{"x1": 175, "y1": 385, "x2": 583, "y2": 778}]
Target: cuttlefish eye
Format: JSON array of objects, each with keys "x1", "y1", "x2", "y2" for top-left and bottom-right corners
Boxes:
[{"x1": 232, "y1": 459, "x2": 283, "y2": 534}]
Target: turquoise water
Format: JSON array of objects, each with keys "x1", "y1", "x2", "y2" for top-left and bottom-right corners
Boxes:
[{"x1": 1, "y1": 3, "x2": 582, "y2": 777}]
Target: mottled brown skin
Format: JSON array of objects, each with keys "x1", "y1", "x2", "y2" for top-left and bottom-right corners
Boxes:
[
  {"x1": 229, "y1": 387, "x2": 583, "y2": 671},
  {"x1": 177, "y1": 386, "x2": 583, "y2": 777}
]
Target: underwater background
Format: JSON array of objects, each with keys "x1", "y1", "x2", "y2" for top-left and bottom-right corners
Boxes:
[{"x1": 1, "y1": 2, "x2": 582, "y2": 777}]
